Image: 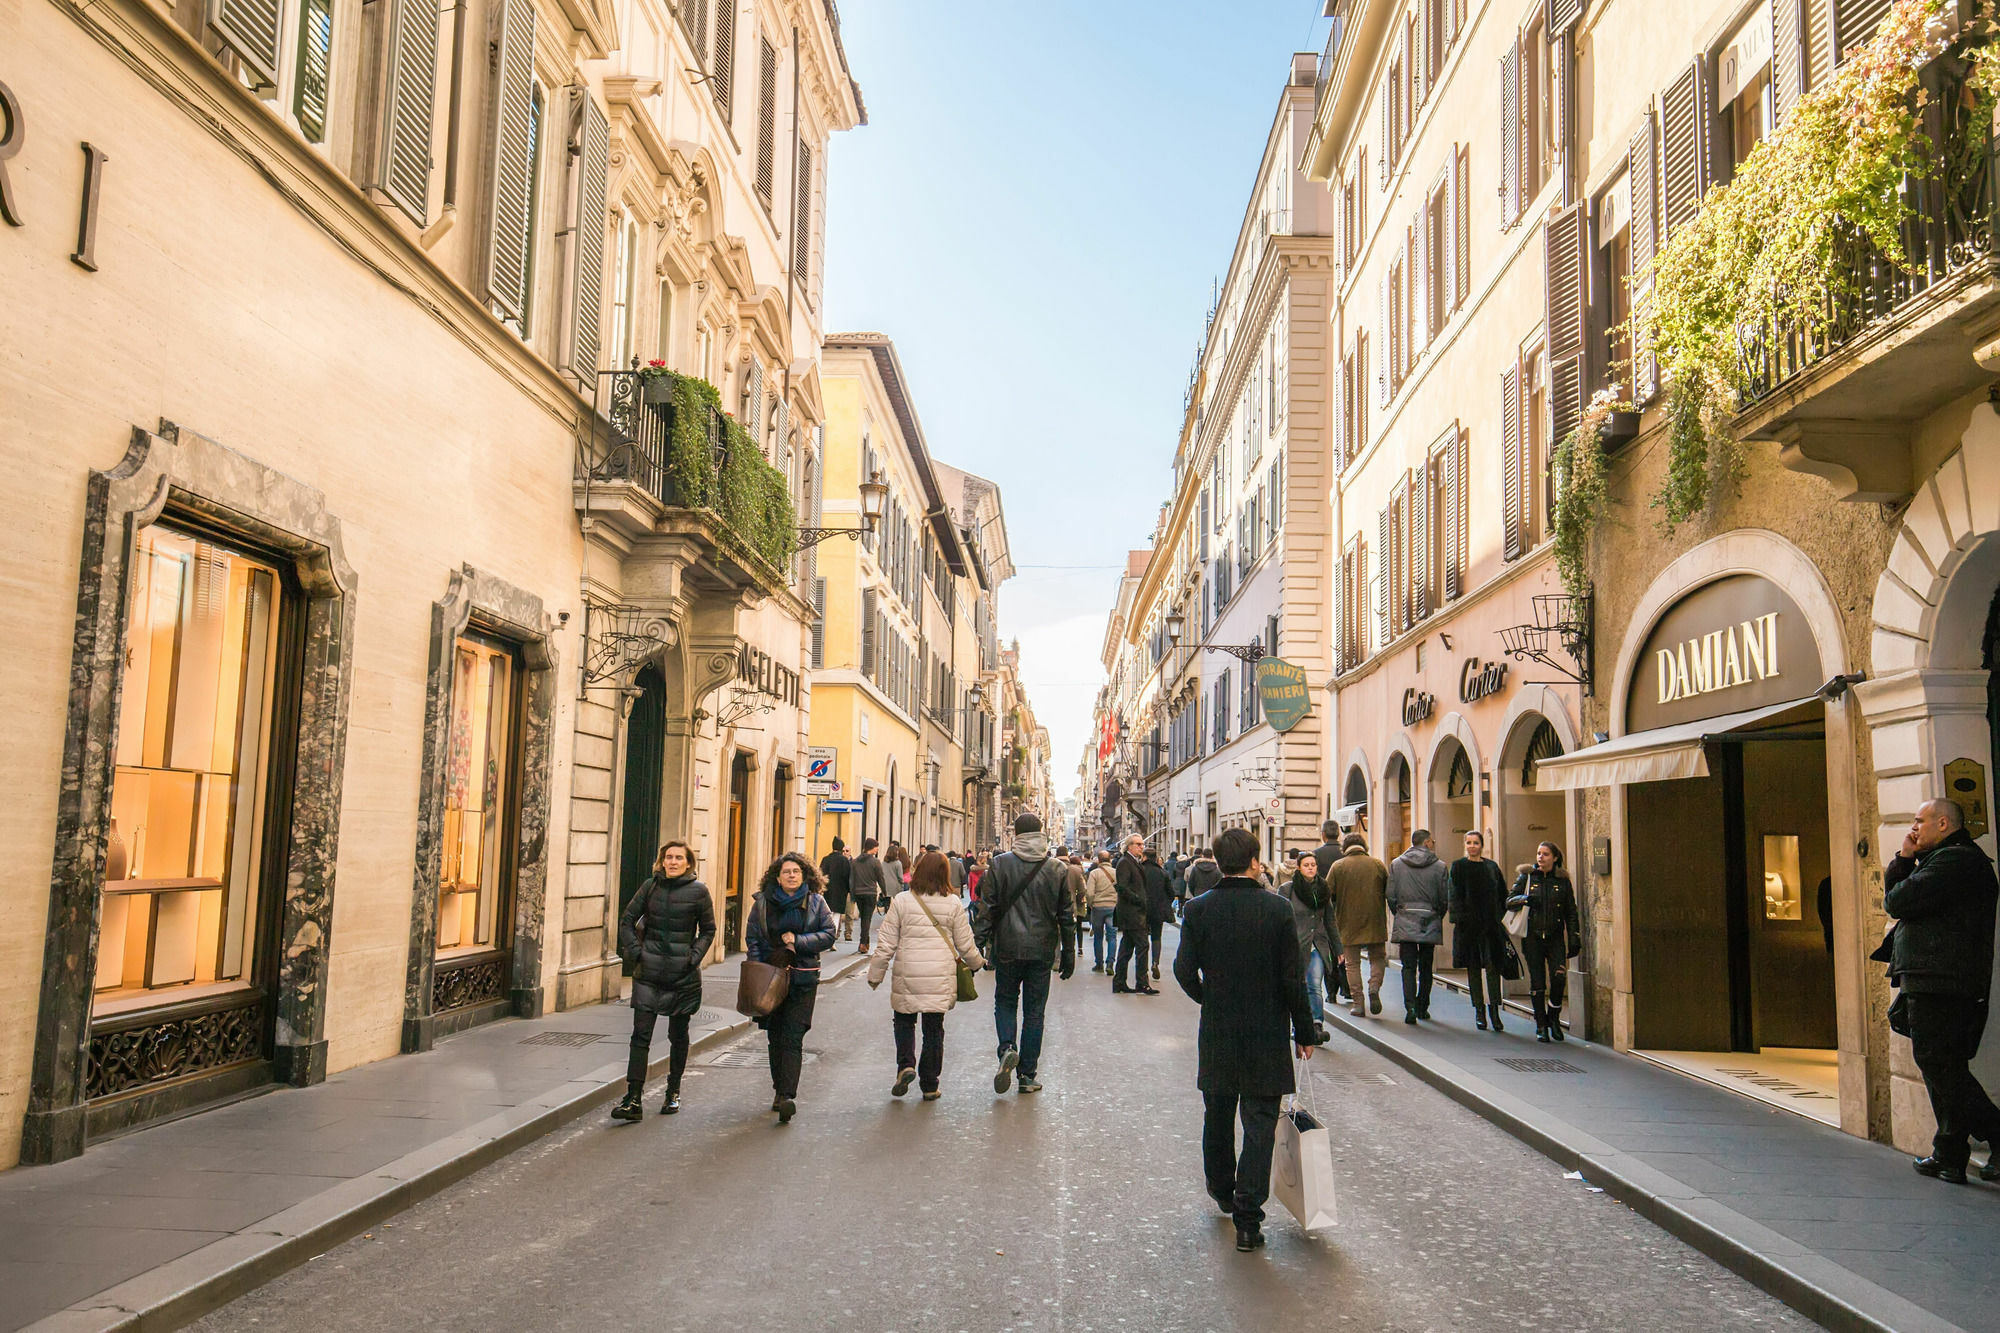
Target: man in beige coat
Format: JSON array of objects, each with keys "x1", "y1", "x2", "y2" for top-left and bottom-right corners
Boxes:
[
  {"x1": 1329, "y1": 833, "x2": 1390, "y2": 1016},
  {"x1": 1084, "y1": 852, "x2": 1119, "y2": 974}
]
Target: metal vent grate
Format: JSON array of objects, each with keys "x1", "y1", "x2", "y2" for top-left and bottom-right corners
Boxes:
[
  {"x1": 707, "y1": 1045, "x2": 818, "y2": 1069},
  {"x1": 1495, "y1": 1058, "x2": 1586, "y2": 1074},
  {"x1": 519, "y1": 1031, "x2": 607, "y2": 1048}
]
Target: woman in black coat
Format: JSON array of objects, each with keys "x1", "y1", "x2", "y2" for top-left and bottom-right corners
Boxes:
[
  {"x1": 747, "y1": 852, "x2": 838, "y2": 1124},
  {"x1": 1448, "y1": 830, "x2": 1511, "y2": 1032},
  {"x1": 1508, "y1": 842, "x2": 1582, "y2": 1042},
  {"x1": 611, "y1": 841, "x2": 717, "y2": 1121}
]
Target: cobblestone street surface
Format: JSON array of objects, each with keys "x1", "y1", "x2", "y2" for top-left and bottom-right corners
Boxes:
[{"x1": 192, "y1": 936, "x2": 1810, "y2": 1333}]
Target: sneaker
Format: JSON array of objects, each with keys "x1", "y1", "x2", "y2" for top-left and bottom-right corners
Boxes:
[
  {"x1": 1017, "y1": 1078, "x2": 1043, "y2": 1094},
  {"x1": 995, "y1": 1047, "x2": 1019, "y2": 1093},
  {"x1": 921, "y1": 1089, "x2": 942, "y2": 1101},
  {"x1": 659, "y1": 1089, "x2": 681, "y2": 1115},
  {"x1": 1369, "y1": 993, "x2": 1382, "y2": 1015},
  {"x1": 1914, "y1": 1155, "x2": 1968, "y2": 1184},
  {"x1": 893, "y1": 1067, "x2": 916, "y2": 1098},
  {"x1": 610, "y1": 1092, "x2": 644, "y2": 1123},
  {"x1": 776, "y1": 1097, "x2": 797, "y2": 1124},
  {"x1": 1234, "y1": 1224, "x2": 1265, "y2": 1252}
]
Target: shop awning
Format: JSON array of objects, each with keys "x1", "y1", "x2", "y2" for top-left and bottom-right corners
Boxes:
[
  {"x1": 1333, "y1": 802, "x2": 1367, "y2": 826},
  {"x1": 1531, "y1": 697, "x2": 1822, "y2": 792}
]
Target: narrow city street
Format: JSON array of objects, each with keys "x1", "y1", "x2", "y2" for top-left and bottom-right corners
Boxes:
[{"x1": 193, "y1": 937, "x2": 1807, "y2": 1333}]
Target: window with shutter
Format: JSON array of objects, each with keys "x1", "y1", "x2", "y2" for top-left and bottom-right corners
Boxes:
[
  {"x1": 1356, "y1": 332, "x2": 1370, "y2": 446},
  {"x1": 1773, "y1": 0, "x2": 1805, "y2": 121},
  {"x1": 1333, "y1": 356, "x2": 1348, "y2": 471},
  {"x1": 1804, "y1": 0, "x2": 1833, "y2": 91},
  {"x1": 1454, "y1": 145, "x2": 1470, "y2": 307},
  {"x1": 1501, "y1": 360, "x2": 1524, "y2": 559},
  {"x1": 483, "y1": 0, "x2": 537, "y2": 321},
  {"x1": 1659, "y1": 60, "x2": 1708, "y2": 245},
  {"x1": 1544, "y1": 203, "x2": 1588, "y2": 447},
  {"x1": 1333, "y1": 543, "x2": 1348, "y2": 672},
  {"x1": 1442, "y1": 424, "x2": 1463, "y2": 599},
  {"x1": 1500, "y1": 40, "x2": 1520, "y2": 228},
  {"x1": 811, "y1": 579, "x2": 826, "y2": 668},
  {"x1": 1546, "y1": 0, "x2": 1582, "y2": 36},
  {"x1": 712, "y1": 0, "x2": 735, "y2": 116},
  {"x1": 1390, "y1": 483, "x2": 1408, "y2": 631},
  {"x1": 1378, "y1": 276, "x2": 1391, "y2": 406},
  {"x1": 1628, "y1": 111, "x2": 1660, "y2": 403},
  {"x1": 562, "y1": 88, "x2": 609, "y2": 379},
  {"x1": 210, "y1": 0, "x2": 282, "y2": 88},
  {"x1": 1412, "y1": 6, "x2": 1427, "y2": 111},
  {"x1": 1411, "y1": 467, "x2": 1430, "y2": 621},
  {"x1": 1377, "y1": 506, "x2": 1392, "y2": 643},
  {"x1": 755, "y1": 37, "x2": 778, "y2": 202},
  {"x1": 861, "y1": 588, "x2": 878, "y2": 676},
  {"x1": 1835, "y1": 0, "x2": 1894, "y2": 62},
  {"x1": 375, "y1": 0, "x2": 441, "y2": 224},
  {"x1": 1379, "y1": 77, "x2": 1393, "y2": 187},
  {"x1": 293, "y1": 0, "x2": 335, "y2": 142},
  {"x1": 1551, "y1": 29, "x2": 1574, "y2": 205},
  {"x1": 794, "y1": 140, "x2": 813, "y2": 280}
]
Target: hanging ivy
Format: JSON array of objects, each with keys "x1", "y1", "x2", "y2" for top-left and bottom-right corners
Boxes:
[
  {"x1": 1550, "y1": 388, "x2": 1622, "y2": 599},
  {"x1": 637, "y1": 365, "x2": 797, "y2": 574}
]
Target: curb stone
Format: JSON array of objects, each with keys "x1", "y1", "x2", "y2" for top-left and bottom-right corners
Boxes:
[
  {"x1": 26, "y1": 952, "x2": 875, "y2": 1333},
  {"x1": 1322, "y1": 1007, "x2": 1964, "y2": 1333}
]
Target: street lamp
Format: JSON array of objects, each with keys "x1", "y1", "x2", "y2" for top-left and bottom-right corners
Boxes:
[
  {"x1": 1164, "y1": 606, "x2": 1262, "y2": 664},
  {"x1": 796, "y1": 471, "x2": 890, "y2": 550},
  {"x1": 1165, "y1": 611, "x2": 1185, "y2": 644}
]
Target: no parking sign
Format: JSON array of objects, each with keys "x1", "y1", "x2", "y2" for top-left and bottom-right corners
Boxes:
[{"x1": 804, "y1": 746, "x2": 838, "y2": 795}]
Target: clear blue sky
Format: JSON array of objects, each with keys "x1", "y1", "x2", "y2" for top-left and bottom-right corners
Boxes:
[{"x1": 824, "y1": 0, "x2": 1331, "y2": 799}]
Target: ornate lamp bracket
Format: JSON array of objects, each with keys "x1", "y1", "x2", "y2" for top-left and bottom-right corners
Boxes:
[
  {"x1": 581, "y1": 596, "x2": 673, "y2": 685},
  {"x1": 1205, "y1": 642, "x2": 1267, "y2": 665},
  {"x1": 1499, "y1": 591, "x2": 1595, "y2": 696}
]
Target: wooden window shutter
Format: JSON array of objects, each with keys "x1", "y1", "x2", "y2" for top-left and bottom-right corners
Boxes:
[
  {"x1": 1545, "y1": 202, "x2": 1588, "y2": 447},
  {"x1": 756, "y1": 37, "x2": 778, "y2": 200},
  {"x1": 747, "y1": 360, "x2": 765, "y2": 442},
  {"x1": 483, "y1": 0, "x2": 538, "y2": 320},
  {"x1": 1332, "y1": 545, "x2": 1346, "y2": 672},
  {"x1": 1357, "y1": 332, "x2": 1370, "y2": 444},
  {"x1": 1378, "y1": 276, "x2": 1392, "y2": 406},
  {"x1": 210, "y1": 0, "x2": 283, "y2": 88},
  {"x1": 294, "y1": 0, "x2": 334, "y2": 142},
  {"x1": 1442, "y1": 0, "x2": 1458, "y2": 47},
  {"x1": 1332, "y1": 356, "x2": 1347, "y2": 471},
  {"x1": 1398, "y1": 21, "x2": 1412, "y2": 137},
  {"x1": 861, "y1": 588, "x2": 878, "y2": 676},
  {"x1": 1442, "y1": 159, "x2": 1458, "y2": 320},
  {"x1": 1376, "y1": 507, "x2": 1391, "y2": 643},
  {"x1": 1500, "y1": 40, "x2": 1520, "y2": 228},
  {"x1": 1546, "y1": 0, "x2": 1583, "y2": 36},
  {"x1": 375, "y1": 0, "x2": 441, "y2": 224},
  {"x1": 562, "y1": 88, "x2": 609, "y2": 378},
  {"x1": 811, "y1": 579, "x2": 826, "y2": 668},
  {"x1": 1772, "y1": 0, "x2": 1806, "y2": 122},
  {"x1": 793, "y1": 141, "x2": 813, "y2": 279},
  {"x1": 1501, "y1": 360, "x2": 1524, "y2": 558},
  {"x1": 1443, "y1": 424, "x2": 1463, "y2": 599},
  {"x1": 1413, "y1": 6, "x2": 1427, "y2": 109},
  {"x1": 774, "y1": 398, "x2": 790, "y2": 467},
  {"x1": 1804, "y1": 0, "x2": 1833, "y2": 91},
  {"x1": 1411, "y1": 467, "x2": 1431, "y2": 620},
  {"x1": 712, "y1": 0, "x2": 736, "y2": 116},
  {"x1": 1552, "y1": 29, "x2": 1575, "y2": 205},
  {"x1": 1628, "y1": 109, "x2": 1660, "y2": 403},
  {"x1": 1835, "y1": 0, "x2": 1894, "y2": 64},
  {"x1": 1454, "y1": 145, "x2": 1471, "y2": 306},
  {"x1": 1419, "y1": 196, "x2": 1434, "y2": 346},
  {"x1": 1659, "y1": 59, "x2": 1709, "y2": 245},
  {"x1": 1379, "y1": 82, "x2": 1393, "y2": 187}
]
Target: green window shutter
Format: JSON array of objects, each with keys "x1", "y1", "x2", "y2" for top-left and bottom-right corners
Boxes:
[
  {"x1": 564, "y1": 87, "x2": 609, "y2": 378},
  {"x1": 483, "y1": 0, "x2": 537, "y2": 320},
  {"x1": 375, "y1": 0, "x2": 440, "y2": 224},
  {"x1": 211, "y1": 0, "x2": 282, "y2": 89},
  {"x1": 756, "y1": 37, "x2": 778, "y2": 201},
  {"x1": 293, "y1": 0, "x2": 335, "y2": 142}
]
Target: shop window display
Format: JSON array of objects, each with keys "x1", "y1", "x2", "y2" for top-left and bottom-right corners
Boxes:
[
  {"x1": 438, "y1": 635, "x2": 518, "y2": 958},
  {"x1": 1762, "y1": 833, "x2": 1802, "y2": 921}
]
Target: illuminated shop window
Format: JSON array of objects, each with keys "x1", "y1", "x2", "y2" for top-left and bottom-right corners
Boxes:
[{"x1": 438, "y1": 634, "x2": 519, "y2": 959}]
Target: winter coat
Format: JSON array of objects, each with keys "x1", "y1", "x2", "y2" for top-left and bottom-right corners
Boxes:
[
  {"x1": 1386, "y1": 846, "x2": 1451, "y2": 945},
  {"x1": 746, "y1": 885, "x2": 838, "y2": 982},
  {"x1": 884, "y1": 858, "x2": 907, "y2": 895},
  {"x1": 1449, "y1": 857, "x2": 1510, "y2": 971},
  {"x1": 1509, "y1": 867, "x2": 1581, "y2": 955},
  {"x1": 1185, "y1": 858, "x2": 1222, "y2": 899},
  {"x1": 1114, "y1": 853, "x2": 1151, "y2": 932},
  {"x1": 617, "y1": 874, "x2": 717, "y2": 1015},
  {"x1": 1173, "y1": 877, "x2": 1316, "y2": 1097},
  {"x1": 849, "y1": 853, "x2": 887, "y2": 902},
  {"x1": 949, "y1": 856, "x2": 968, "y2": 889},
  {"x1": 1063, "y1": 862, "x2": 1089, "y2": 918},
  {"x1": 1283, "y1": 870, "x2": 1340, "y2": 963},
  {"x1": 1329, "y1": 846, "x2": 1390, "y2": 947},
  {"x1": 1084, "y1": 864, "x2": 1119, "y2": 910},
  {"x1": 818, "y1": 852, "x2": 852, "y2": 913},
  {"x1": 1143, "y1": 859, "x2": 1175, "y2": 926},
  {"x1": 1884, "y1": 829, "x2": 1998, "y2": 998},
  {"x1": 972, "y1": 832, "x2": 1078, "y2": 967},
  {"x1": 1166, "y1": 856, "x2": 1187, "y2": 898},
  {"x1": 867, "y1": 891, "x2": 985, "y2": 1013}
]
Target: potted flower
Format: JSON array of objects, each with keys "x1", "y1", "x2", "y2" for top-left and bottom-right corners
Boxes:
[{"x1": 639, "y1": 359, "x2": 676, "y2": 408}]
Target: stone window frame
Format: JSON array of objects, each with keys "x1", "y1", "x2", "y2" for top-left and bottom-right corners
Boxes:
[{"x1": 25, "y1": 423, "x2": 358, "y2": 1164}]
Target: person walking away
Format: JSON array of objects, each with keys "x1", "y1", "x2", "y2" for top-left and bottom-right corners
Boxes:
[
  {"x1": 850, "y1": 837, "x2": 886, "y2": 950},
  {"x1": 1084, "y1": 851, "x2": 1119, "y2": 973},
  {"x1": 746, "y1": 853, "x2": 837, "y2": 1124},
  {"x1": 1329, "y1": 833, "x2": 1390, "y2": 1016},
  {"x1": 611, "y1": 841, "x2": 717, "y2": 1121},
  {"x1": 1063, "y1": 853, "x2": 1089, "y2": 943},
  {"x1": 819, "y1": 838, "x2": 854, "y2": 943},
  {"x1": 1186, "y1": 847, "x2": 1222, "y2": 898},
  {"x1": 1282, "y1": 851, "x2": 1339, "y2": 1044},
  {"x1": 868, "y1": 851, "x2": 985, "y2": 1101},
  {"x1": 1145, "y1": 848, "x2": 1175, "y2": 982},
  {"x1": 1449, "y1": 831, "x2": 1511, "y2": 1032},
  {"x1": 968, "y1": 852, "x2": 987, "y2": 901},
  {"x1": 884, "y1": 843, "x2": 910, "y2": 901},
  {"x1": 949, "y1": 848, "x2": 968, "y2": 894},
  {"x1": 1883, "y1": 798, "x2": 2000, "y2": 1184},
  {"x1": 1173, "y1": 827, "x2": 1317, "y2": 1253},
  {"x1": 1166, "y1": 851, "x2": 1186, "y2": 905},
  {"x1": 1113, "y1": 835, "x2": 1156, "y2": 994},
  {"x1": 1307, "y1": 823, "x2": 1351, "y2": 1001},
  {"x1": 972, "y1": 814, "x2": 1077, "y2": 1093},
  {"x1": 1387, "y1": 830, "x2": 1451, "y2": 1025},
  {"x1": 1508, "y1": 842, "x2": 1581, "y2": 1042}
]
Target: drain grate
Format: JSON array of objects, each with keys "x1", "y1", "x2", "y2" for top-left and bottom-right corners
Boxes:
[
  {"x1": 519, "y1": 1031, "x2": 607, "y2": 1048},
  {"x1": 706, "y1": 1045, "x2": 819, "y2": 1069},
  {"x1": 597, "y1": 1008, "x2": 728, "y2": 1041},
  {"x1": 1495, "y1": 1057, "x2": 1586, "y2": 1074}
]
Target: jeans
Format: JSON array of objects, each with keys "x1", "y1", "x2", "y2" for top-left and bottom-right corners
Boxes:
[
  {"x1": 1149, "y1": 920, "x2": 1165, "y2": 968},
  {"x1": 1115, "y1": 929, "x2": 1151, "y2": 989},
  {"x1": 1088, "y1": 907, "x2": 1116, "y2": 968},
  {"x1": 1202, "y1": 1092, "x2": 1282, "y2": 1230},
  {"x1": 1521, "y1": 934, "x2": 1568, "y2": 1008},
  {"x1": 626, "y1": 983, "x2": 692, "y2": 1094},
  {"x1": 852, "y1": 897, "x2": 877, "y2": 950},
  {"x1": 1343, "y1": 943, "x2": 1387, "y2": 1005},
  {"x1": 1908, "y1": 993, "x2": 2000, "y2": 1168},
  {"x1": 764, "y1": 978, "x2": 818, "y2": 1099},
  {"x1": 1397, "y1": 942, "x2": 1435, "y2": 1016},
  {"x1": 993, "y1": 960, "x2": 1053, "y2": 1078},
  {"x1": 893, "y1": 1010, "x2": 947, "y2": 1093},
  {"x1": 1304, "y1": 948, "x2": 1330, "y2": 1024}
]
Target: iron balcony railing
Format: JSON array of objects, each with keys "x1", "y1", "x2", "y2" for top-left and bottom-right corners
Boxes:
[
  {"x1": 1740, "y1": 55, "x2": 1999, "y2": 404},
  {"x1": 578, "y1": 367, "x2": 732, "y2": 507}
]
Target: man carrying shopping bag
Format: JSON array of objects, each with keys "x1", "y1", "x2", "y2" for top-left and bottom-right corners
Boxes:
[{"x1": 1173, "y1": 827, "x2": 1318, "y2": 1253}]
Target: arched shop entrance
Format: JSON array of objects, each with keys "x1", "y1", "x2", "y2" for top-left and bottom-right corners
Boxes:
[
  {"x1": 1381, "y1": 752, "x2": 1413, "y2": 858},
  {"x1": 1497, "y1": 715, "x2": 1566, "y2": 877},
  {"x1": 1336, "y1": 762, "x2": 1370, "y2": 834}
]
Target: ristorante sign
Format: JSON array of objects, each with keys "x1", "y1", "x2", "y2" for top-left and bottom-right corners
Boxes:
[{"x1": 1627, "y1": 575, "x2": 1821, "y2": 732}]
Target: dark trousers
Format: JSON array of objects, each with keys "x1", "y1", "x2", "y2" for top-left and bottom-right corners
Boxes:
[
  {"x1": 627, "y1": 985, "x2": 693, "y2": 1094},
  {"x1": 853, "y1": 897, "x2": 878, "y2": 950},
  {"x1": 1398, "y1": 942, "x2": 1435, "y2": 1015},
  {"x1": 993, "y1": 960, "x2": 1053, "y2": 1078},
  {"x1": 764, "y1": 979, "x2": 819, "y2": 1099},
  {"x1": 1115, "y1": 929, "x2": 1151, "y2": 989},
  {"x1": 894, "y1": 1010, "x2": 947, "y2": 1093},
  {"x1": 1202, "y1": 1092, "x2": 1282, "y2": 1230},
  {"x1": 1521, "y1": 933, "x2": 1567, "y2": 1007},
  {"x1": 1907, "y1": 993, "x2": 2000, "y2": 1168},
  {"x1": 1149, "y1": 921, "x2": 1165, "y2": 969},
  {"x1": 1465, "y1": 937, "x2": 1504, "y2": 1011}
]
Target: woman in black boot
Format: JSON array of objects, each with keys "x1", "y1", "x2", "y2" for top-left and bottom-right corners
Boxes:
[
  {"x1": 612, "y1": 842, "x2": 716, "y2": 1121},
  {"x1": 1508, "y1": 842, "x2": 1581, "y2": 1043},
  {"x1": 748, "y1": 853, "x2": 837, "y2": 1124},
  {"x1": 1449, "y1": 831, "x2": 1510, "y2": 1032}
]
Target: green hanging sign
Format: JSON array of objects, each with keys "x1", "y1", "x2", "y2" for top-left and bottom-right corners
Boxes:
[{"x1": 1255, "y1": 657, "x2": 1312, "y2": 733}]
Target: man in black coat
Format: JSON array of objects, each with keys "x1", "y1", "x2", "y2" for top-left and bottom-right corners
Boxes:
[
  {"x1": 1885, "y1": 798, "x2": 2000, "y2": 1184},
  {"x1": 1113, "y1": 834, "x2": 1157, "y2": 994},
  {"x1": 1144, "y1": 848, "x2": 1175, "y2": 983},
  {"x1": 1174, "y1": 827, "x2": 1316, "y2": 1252},
  {"x1": 819, "y1": 838, "x2": 854, "y2": 942}
]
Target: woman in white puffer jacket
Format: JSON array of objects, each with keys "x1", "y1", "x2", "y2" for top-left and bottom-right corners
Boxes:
[{"x1": 868, "y1": 850, "x2": 984, "y2": 1100}]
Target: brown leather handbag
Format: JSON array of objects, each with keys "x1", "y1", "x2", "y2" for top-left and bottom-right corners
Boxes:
[{"x1": 734, "y1": 898, "x2": 793, "y2": 1017}]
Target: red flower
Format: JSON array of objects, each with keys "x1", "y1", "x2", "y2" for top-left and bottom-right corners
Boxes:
[{"x1": 646, "y1": 359, "x2": 667, "y2": 368}]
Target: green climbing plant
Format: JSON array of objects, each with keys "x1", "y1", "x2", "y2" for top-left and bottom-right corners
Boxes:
[{"x1": 636, "y1": 364, "x2": 797, "y2": 574}]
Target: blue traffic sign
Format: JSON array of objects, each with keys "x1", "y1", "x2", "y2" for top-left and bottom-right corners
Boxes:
[{"x1": 821, "y1": 798, "x2": 864, "y2": 813}]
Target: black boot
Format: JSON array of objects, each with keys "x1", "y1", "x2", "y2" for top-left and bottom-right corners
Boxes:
[
  {"x1": 1533, "y1": 993, "x2": 1552, "y2": 1043},
  {"x1": 1549, "y1": 1002, "x2": 1566, "y2": 1041},
  {"x1": 610, "y1": 1090, "x2": 644, "y2": 1122},
  {"x1": 1488, "y1": 1004, "x2": 1505, "y2": 1033},
  {"x1": 659, "y1": 1086, "x2": 681, "y2": 1115},
  {"x1": 1474, "y1": 1004, "x2": 1489, "y2": 1031}
]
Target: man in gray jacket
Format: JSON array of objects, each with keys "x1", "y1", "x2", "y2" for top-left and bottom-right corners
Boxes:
[
  {"x1": 849, "y1": 838, "x2": 888, "y2": 952},
  {"x1": 974, "y1": 814, "x2": 1078, "y2": 1094},
  {"x1": 1387, "y1": 829, "x2": 1452, "y2": 1023}
]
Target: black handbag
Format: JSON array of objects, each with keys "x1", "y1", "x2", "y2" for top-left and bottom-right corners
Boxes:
[{"x1": 1496, "y1": 934, "x2": 1523, "y2": 982}]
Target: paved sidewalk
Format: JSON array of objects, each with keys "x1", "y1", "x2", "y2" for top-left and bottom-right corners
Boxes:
[
  {"x1": 0, "y1": 949, "x2": 875, "y2": 1332},
  {"x1": 1323, "y1": 999, "x2": 1998, "y2": 1333}
]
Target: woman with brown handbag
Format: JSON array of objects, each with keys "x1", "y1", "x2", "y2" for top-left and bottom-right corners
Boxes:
[
  {"x1": 746, "y1": 853, "x2": 837, "y2": 1124},
  {"x1": 611, "y1": 841, "x2": 715, "y2": 1122},
  {"x1": 867, "y1": 851, "x2": 985, "y2": 1101}
]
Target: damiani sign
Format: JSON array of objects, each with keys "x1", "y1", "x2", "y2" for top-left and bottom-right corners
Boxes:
[{"x1": 1655, "y1": 612, "x2": 1781, "y2": 705}]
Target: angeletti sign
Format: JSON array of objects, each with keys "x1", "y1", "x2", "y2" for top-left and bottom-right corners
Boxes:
[
  {"x1": 1627, "y1": 574, "x2": 1822, "y2": 732},
  {"x1": 1255, "y1": 658, "x2": 1312, "y2": 733}
]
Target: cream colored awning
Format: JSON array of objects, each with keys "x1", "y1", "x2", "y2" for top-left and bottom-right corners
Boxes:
[{"x1": 1532, "y1": 698, "x2": 1822, "y2": 792}]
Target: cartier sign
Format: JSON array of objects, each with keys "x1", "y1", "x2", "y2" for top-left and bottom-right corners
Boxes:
[
  {"x1": 1627, "y1": 575, "x2": 1822, "y2": 733},
  {"x1": 1459, "y1": 657, "x2": 1509, "y2": 703},
  {"x1": 1401, "y1": 688, "x2": 1435, "y2": 725}
]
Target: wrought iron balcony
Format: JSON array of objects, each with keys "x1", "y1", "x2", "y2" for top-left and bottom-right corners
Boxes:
[{"x1": 579, "y1": 367, "x2": 729, "y2": 508}]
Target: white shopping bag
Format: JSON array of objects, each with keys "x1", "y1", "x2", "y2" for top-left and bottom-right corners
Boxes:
[{"x1": 1272, "y1": 1104, "x2": 1338, "y2": 1231}]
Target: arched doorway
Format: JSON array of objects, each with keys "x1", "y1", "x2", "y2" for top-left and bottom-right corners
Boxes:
[
  {"x1": 1382, "y1": 753, "x2": 1413, "y2": 857},
  {"x1": 1428, "y1": 737, "x2": 1476, "y2": 850},
  {"x1": 724, "y1": 751, "x2": 755, "y2": 951},
  {"x1": 1497, "y1": 715, "x2": 1566, "y2": 879},
  {"x1": 617, "y1": 664, "x2": 666, "y2": 920}
]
